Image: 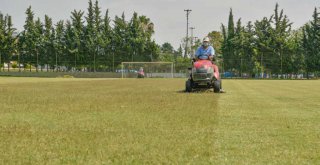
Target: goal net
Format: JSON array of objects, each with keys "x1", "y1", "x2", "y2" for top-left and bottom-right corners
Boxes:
[{"x1": 121, "y1": 62, "x2": 174, "y2": 78}]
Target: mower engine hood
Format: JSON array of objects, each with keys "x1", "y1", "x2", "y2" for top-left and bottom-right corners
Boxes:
[{"x1": 193, "y1": 60, "x2": 213, "y2": 69}]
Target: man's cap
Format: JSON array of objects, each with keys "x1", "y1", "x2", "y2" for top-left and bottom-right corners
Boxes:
[{"x1": 203, "y1": 37, "x2": 210, "y2": 42}]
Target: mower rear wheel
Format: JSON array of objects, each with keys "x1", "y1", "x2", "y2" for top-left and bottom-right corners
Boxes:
[{"x1": 213, "y1": 80, "x2": 221, "y2": 93}]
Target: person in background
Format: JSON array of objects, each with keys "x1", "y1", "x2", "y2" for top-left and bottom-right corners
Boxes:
[{"x1": 137, "y1": 67, "x2": 145, "y2": 78}]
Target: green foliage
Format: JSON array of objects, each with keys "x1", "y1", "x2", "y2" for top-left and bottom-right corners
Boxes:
[
  {"x1": 11, "y1": 62, "x2": 17, "y2": 68},
  {"x1": 175, "y1": 56, "x2": 191, "y2": 72},
  {"x1": 42, "y1": 15, "x2": 54, "y2": 69},
  {"x1": 207, "y1": 31, "x2": 223, "y2": 55},
  {"x1": 0, "y1": 12, "x2": 17, "y2": 71},
  {"x1": 220, "y1": 3, "x2": 319, "y2": 78},
  {"x1": 302, "y1": 8, "x2": 320, "y2": 76},
  {"x1": 67, "y1": 10, "x2": 84, "y2": 69},
  {"x1": 1, "y1": 1, "x2": 319, "y2": 76},
  {"x1": 53, "y1": 20, "x2": 65, "y2": 69},
  {"x1": 159, "y1": 42, "x2": 175, "y2": 62},
  {"x1": 161, "y1": 42, "x2": 174, "y2": 54},
  {"x1": 19, "y1": 6, "x2": 40, "y2": 71},
  {"x1": 221, "y1": 9, "x2": 236, "y2": 72},
  {"x1": 0, "y1": 0, "x2": 161, "y2": 72}
]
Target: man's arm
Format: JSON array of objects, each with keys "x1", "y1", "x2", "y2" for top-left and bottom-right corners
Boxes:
[
  {"x1": 195, "y1": 47, "x2": 201, "y2": 60},
  {"x1": 209, "y1": 46, "x2": 216, "y2": 61},
  {"x1": 210, "y1": 46, "x2": 215, "y2": 56}
]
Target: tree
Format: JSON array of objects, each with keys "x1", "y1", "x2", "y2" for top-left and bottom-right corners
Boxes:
[
  {"x1": 145, "y1": 40, "x2": 160, "y2": 61},
  {"x1": 101, "y1": 10, "x2": 112, "y2": 70},
  {"x1": 93, "y1": 0, "x2": 103, "y2": 71},
  {"x1": 242, "y1": 22, "x2": 256, "y2": 76},
  {"x1": 221, "y1": 8, "x2": 236, "y2": 72},
  {"x1": 53, "y1": 20, "x2": 65, "y2": 71},
  {"x1": 85, "y1": 0, "x2": 96, "y2": 71},
  {"x1": 302, "y1": 8, "x2": 320, "y2": 78},
  {"x1": 231, "y1": 18, "x2": 245, "y2": 76},
  {"x1": 0, "y1": 13, "x2": 5, "y2": 71},
  {"x1": 270, "y1": 3, "x2": 292, "y2": 76},
  {"x1": 254, "y1": 16, "x2": 273, "y2": 77},
  {"x1": 0, "y1": 0, "x2": 164, "y2": 73},
  {"x1": 69, "y1": 10, "x2": 84, "y2": 70},
  {"x1": 42, "y1": 15, "x2": 53, "y2": 71},
  {"x1": 138, "y1": 15, "x2": 158, "y2": 61},
  {"x1": 128, "y1": 12, "x2": 145, "y2": 62},
  {"x1": 139, "y1": 15, "x2": 154, "y2": 40},
  {"x1": 20, "y1": 6, "x2": 37, "y2": 72},
  {"x1": 161, "y1": 42, "x2": 174, "y2": 54},
  {"x1": 207, "y1": 31, "x2": 223, "y2": 55},
  {"x1": 0, "y1": 14, "x2": 16, "y2": 72},
  {"x1": 113, "y1": 13, "x2": 129, "y2": 64},
  {"x1": 64, "y1": 20, "x2": 74, "y2": 70},
  {"x1": 159, "y1": 42, "x2": 175, "y2": 62},
  {"x1": 287, "y1": 29, "x2": 305, "y2": 75},
  {"x1": 228, "y1": 9, "x2": 235, "y2": 38},
  {"x1": 34, "y1": 17, "x2": 44, "y2": 72}
]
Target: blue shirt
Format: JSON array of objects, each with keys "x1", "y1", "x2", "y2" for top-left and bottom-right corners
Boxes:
[{"x1": 195, "y1": 46, "x2": 215, "y2": 60}]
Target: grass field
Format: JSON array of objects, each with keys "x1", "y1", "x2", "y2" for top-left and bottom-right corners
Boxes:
[
  {"x1": 0, "y1": 78, "x2": 319, "y2": 164},
  {"x1": 0, "y1": 71, "x2": 122, "y2": 78}
]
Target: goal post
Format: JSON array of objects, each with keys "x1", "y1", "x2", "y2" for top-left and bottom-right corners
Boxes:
[{"x1": 121, "y1": 62, "x2": 174, "y2": 78}]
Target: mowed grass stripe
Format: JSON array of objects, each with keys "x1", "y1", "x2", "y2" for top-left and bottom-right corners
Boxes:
[
  {"x1": 216, "y1": 80, "x2": 320, "y2": 164},
  {"x1": 0, "y1": 78, "x2": 219, "y2": 164}
]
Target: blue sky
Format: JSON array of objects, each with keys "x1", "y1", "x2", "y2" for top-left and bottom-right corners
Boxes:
[{"x1": 1, "y1": 0, "x2": 319, "y2": 48}]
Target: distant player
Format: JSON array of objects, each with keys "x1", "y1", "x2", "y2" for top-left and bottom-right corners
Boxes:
[{"x1": 137, "y1": 67, "x2": 145, "y2": 78}]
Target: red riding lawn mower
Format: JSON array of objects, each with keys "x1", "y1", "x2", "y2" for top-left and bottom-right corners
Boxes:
[{"x1": 186, "y1": 59, "x2": 221, "y2": 93}]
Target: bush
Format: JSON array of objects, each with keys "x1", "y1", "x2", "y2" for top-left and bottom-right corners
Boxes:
[
  {"x1": 12, "y1": 63, "x2": 17, "y2": 69},
  {"x1": 25, "y1": 64, "x2": 32, "y2": 70}
]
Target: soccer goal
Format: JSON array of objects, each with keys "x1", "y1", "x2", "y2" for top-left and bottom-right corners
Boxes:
[{"x1": 121, "y1": 62, "x2": 174, "y2": 78}]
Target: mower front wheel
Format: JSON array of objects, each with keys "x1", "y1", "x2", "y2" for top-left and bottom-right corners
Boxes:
[{"x1": 186, "y1": 79, "x2": 193, "y2": 92}]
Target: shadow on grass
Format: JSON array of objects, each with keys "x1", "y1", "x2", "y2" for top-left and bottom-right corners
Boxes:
[{"x1": 176, "y1": 88, "x2": 218, "y2": 94}]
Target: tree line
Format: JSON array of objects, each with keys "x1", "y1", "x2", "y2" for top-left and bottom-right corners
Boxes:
[
  {"x1": 219, "y1": 4, "x2": 320, "y2": 78},
  {"x1": 0, "y1": 2, "x2": 319, "y2": 77},
  {"x1": 0, "y1": 0, "x2": 160, "y2": 72}
]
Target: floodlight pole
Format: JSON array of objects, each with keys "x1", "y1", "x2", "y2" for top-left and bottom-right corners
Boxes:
[
  {"x1": 184, "y1": 9, "x2": 192, "y2": 58},
  {"x1": 36, "y1": 50, "x2": 39, "y2": 72},
  {"x1": 261, "y1": 53, "x2": 263, "y2": 79},
  {"x1": 0, "y1": 52, "x2": 2, "y2": 72},
  {"x1": 121, "y1": 62, "x2": 124, "y2": 78},
  {"x1": 56, "y1": 52, "x2": 58, "y2": 72},
  {"x1": 112, "y1": 45, "x2": 115, "y2": 72},
  {"x1": 171, "y1": 63, "x2": 174, "y2": 78},
  {"x1": 190, "y1": 27, "x2": 195, "y2": 58},
  {"x1": 18, "y1": 52, "x2": 21, "y2": 72}
]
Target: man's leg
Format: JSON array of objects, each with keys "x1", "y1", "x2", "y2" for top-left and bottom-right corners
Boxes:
[{"x1": 212, "y1": 64, "x2": 220, "y2": 80}]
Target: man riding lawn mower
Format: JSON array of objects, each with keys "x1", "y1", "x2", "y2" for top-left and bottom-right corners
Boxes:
[{"x1": 186, "y1": 37, "x2": 226, "y2": 93}]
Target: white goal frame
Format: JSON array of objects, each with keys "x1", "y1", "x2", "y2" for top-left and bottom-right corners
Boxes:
[{"x1": 121, "y1": 62, "x2": 174, "y2": 78}]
